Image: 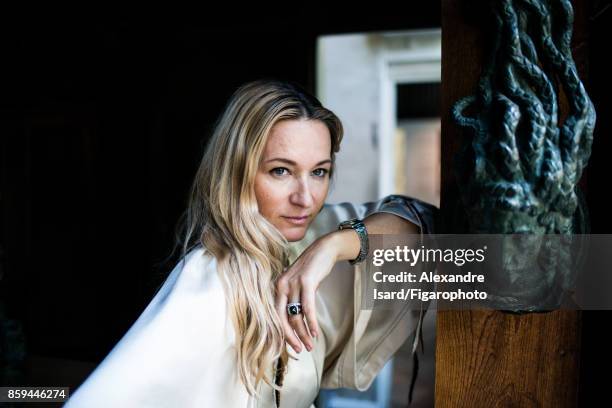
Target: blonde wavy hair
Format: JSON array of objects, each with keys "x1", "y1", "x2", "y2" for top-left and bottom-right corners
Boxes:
[{"x1": 179, "y1": 80, "x2": 342, "y2": 395}]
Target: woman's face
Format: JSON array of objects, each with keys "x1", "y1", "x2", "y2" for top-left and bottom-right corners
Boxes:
[{"x1": 255, "y1": 119, "x2": 332, "y2": 242}]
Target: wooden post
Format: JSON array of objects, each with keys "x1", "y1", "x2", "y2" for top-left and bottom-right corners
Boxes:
[{"x1": 436, "y1": 1, "x2": 585, "y2": 406}]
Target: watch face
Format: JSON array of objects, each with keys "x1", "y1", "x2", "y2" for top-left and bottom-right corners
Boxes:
[{"x1": 340, "y1": 218, "x2": 360, "y2": 229}]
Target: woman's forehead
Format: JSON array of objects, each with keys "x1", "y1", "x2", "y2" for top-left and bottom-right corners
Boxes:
[{"x1": 262, "y1": 119, "x2": 331, "y2": 162}]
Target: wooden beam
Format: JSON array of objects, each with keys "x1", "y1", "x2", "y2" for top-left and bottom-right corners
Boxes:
[
  {"x1": 436, "y1": 1, "x2": 585, "y2": 406},
  {"x1": 436, "y1": 310, "x2": 580, "y2": 406}
]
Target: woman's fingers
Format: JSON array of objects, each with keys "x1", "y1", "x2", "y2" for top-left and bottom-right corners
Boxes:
[
  {"x1": 288, "y1": 282, "x2": 314, "y2": 352},
  {"x1": 288, "y1": 313, "x2": 312, "y2": 351},
  {"x1": 277, "y1": 252, "x2": 329, "y2": 353},
  {"x1": 275, "y1": 290, "x2": 302, "y2": 353},
  {"x1": 300, "y1": 280, "x2": 319, "y2": 339}
]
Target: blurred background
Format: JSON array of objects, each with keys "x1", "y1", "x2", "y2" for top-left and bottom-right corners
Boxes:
[{"x1": 0, "y1": 4, "x2": 441, "y2": 408}]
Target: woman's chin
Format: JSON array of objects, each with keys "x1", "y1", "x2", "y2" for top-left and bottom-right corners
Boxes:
[{"x1": 281, "y1": 226, "x2": 308, "y2": 242}]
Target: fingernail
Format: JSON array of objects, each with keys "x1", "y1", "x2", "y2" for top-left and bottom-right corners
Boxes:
[
  {"x1": 312, "y1": 331, "x2": 318, "y2": 338},
  {"x1": 306, "y1": 344, "x2": 312, "y2": 352}
]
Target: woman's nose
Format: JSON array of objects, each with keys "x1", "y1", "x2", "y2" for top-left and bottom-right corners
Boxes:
[{"x1": 289, "y1": 178, "x2": 314, "y2": 208}]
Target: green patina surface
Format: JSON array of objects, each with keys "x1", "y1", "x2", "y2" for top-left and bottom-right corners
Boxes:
[{"x1": 452, "y1": 0, "x2": 596, "y2": 311}]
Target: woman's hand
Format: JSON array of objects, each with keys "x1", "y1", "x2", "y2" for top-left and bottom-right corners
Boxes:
[
  {"x1": 275, "y1": 229, "x2": 359, "y2": 353},
  {"x1": 275, "y1": 212, "x2": 420, "y2": 353}
]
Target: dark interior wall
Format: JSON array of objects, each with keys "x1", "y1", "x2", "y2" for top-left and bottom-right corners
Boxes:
[
  {"x1": 0, "y1": 6, "x2": 442, "y2": 375},
  {"x1": 579, "y1": 1, "x2": 612, "y2": 405},
  {"x1": 585, "y1": 1, "x2": 612, "y2": 233}
]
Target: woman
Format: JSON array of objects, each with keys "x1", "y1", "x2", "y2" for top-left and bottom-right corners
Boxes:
[{"x1": 64, "y1": 80, "x2": 436, "y2": 407}]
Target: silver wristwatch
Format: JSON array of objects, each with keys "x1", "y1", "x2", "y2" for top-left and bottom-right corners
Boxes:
[{"x1": 338, "y1": 218, "x2": 369, "y2": 265}]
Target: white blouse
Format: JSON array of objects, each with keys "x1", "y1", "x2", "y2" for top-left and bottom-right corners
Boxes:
[{"x1": 64, "y1": 195, "x2": 435, "y2": 408}]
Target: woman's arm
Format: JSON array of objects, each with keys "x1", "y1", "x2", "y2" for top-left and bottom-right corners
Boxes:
[{"x1": 275, "y1": 212, "x2": 420, "y2": 354}]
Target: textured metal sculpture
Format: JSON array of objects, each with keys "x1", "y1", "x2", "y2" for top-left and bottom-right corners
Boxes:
[{"x1": 452, "y1": 0, "x2": 596, "y2": 311}]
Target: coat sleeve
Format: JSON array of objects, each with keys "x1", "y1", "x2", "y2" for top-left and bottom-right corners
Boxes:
[
  {"x1": 63, "y1": 249, "x2": 251, "y2": 408},
  {"x1": 302, "y1": 195, "x2": 437, "y2": 391}
]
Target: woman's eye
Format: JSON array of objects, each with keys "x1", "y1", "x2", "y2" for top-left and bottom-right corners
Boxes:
[
  {"x1": 312, "y1": 168, "x2": 329, "y2": 177},
  {"x1": 271, "y1": 167, "x2": 289, "y2": 176}
]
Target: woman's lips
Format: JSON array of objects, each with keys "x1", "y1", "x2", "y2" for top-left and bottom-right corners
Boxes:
[{"x1": 282, "y1": 215, "x2": 310, "y2": 225}]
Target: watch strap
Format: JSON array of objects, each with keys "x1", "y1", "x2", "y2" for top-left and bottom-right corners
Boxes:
[{"x1": 338, "y1": 218, "x2": 369, "y2": 264}]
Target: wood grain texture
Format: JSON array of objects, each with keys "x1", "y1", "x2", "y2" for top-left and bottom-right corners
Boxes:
[{"x1": 435, "y1": 310, "x2": 581, "y2": 407}]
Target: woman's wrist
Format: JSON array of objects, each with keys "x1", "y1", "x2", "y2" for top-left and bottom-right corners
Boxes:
[
  {"x1": 322, "y1": 229, "x2": 361, "y2": 263},
  {"x1": 320, "y1": 213, "x2": 420, "y2": 264}
]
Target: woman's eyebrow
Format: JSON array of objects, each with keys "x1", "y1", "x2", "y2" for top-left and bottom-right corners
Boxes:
[{"x1": 265, "y1": 158, "x2": 332, "y2": 166}]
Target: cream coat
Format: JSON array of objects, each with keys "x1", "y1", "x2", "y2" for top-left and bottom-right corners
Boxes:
[{"x1": 64, "y1": 195, "x2": 435, "y2": 408}]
